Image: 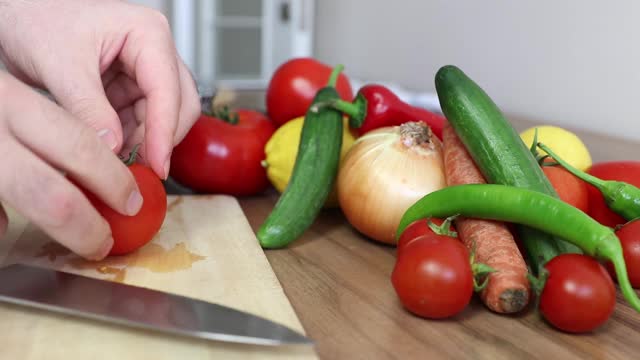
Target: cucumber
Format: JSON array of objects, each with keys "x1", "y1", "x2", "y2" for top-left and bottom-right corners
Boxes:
[
  {"x1": 257, "y1": 80, "x2": 343, "y2": 249},
  {"x1": 434, "y1": 65, "x2": 581, "y2": 275}
]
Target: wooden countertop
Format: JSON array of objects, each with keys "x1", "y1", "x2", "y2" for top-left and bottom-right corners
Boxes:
[
  {"x1": 238, "y1": 196, "x2": 639, "y2": 359},
  {"x1": 234, "y1": 117, "x2": 640, "y2": 360}
]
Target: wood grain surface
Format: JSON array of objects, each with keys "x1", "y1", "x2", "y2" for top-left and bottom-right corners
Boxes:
[
  {"x1": 240, "y1": 192, "x2": 640, "y2": 360},
  {"x1": 1, "y1": 195, "x2": 317, "y2": 360},
  {"x1": 237, "y1": 117, "x2": 640, "y2": 360}
]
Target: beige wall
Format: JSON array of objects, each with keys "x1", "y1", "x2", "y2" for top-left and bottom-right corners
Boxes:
[{"x1": 314, "y1": 0, "x2": 640, "y2": 142}]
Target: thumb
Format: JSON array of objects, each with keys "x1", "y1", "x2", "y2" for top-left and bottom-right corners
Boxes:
[{"x1": 44, "y1": 66, "x2": 123, "y2": 153}]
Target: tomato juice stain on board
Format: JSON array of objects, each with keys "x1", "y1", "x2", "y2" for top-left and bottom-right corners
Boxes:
[
  {"x1": 95, "y1": 266, "x2": 127, "y2": 283},
  {"x1": 37, "y1": 241, "x2": 206, "y2": 283}
]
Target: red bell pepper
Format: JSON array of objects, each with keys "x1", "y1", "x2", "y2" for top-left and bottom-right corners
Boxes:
[{"x1": 328, "y1": 84, "x2": 446, "y2": 139}]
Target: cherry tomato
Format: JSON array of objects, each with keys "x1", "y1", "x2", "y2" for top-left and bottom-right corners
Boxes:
[
  {"x1": 586, "y1": 161, "x2": 640, "y2": 227},
  {"x1": 605, "y1": 219, "x2": 640, "y2": 288},
  {"x1": 169, "y1": 109, "x2": 275, "y2": 196},
  {"x1": 266, "y1": 57, "x2": 353, "y2": 127},
  {"x1": 539, "y1": 254, "x2": 616, "y2": 333},
  {"x1": 397, "y1": 218, "x2": 450, "y2": 254},
  {"x1": 541, "y1": 160, "x2": 589, "y2": 213},
  {"x1": 391, "y1": 234, "x2": 473, "y2": 319},
  {"x1": 85, "y1": 163, "x2": 167, "y2": 256}
]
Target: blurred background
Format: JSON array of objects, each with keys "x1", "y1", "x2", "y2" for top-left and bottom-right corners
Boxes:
[{"x1": 4, "y1": 0, "x2": 640, "y2": 143}]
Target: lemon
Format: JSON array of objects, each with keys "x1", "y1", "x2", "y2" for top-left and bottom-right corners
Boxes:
[
  {"x1": 519, "y1": 125, "x2": 592, "y2": 171},
  {"x1": 263, "y1": 116, "x2": 356, "y2": 208}
]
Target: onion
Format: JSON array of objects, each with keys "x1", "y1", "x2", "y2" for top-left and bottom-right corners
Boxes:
[{"x1": 337, "y1": 121, "x2": 446, "y2": 245}]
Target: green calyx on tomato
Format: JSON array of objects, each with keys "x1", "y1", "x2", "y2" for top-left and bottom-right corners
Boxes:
[
  {"x1": 210, "y1": 105, "x2": 239, "y2": 125},
  {"x1": 119, "y1": 143, "x2": 141, "y2": 166},
  {"x1": 469, "y1": 242, "x2": 497, "y2": 292}
]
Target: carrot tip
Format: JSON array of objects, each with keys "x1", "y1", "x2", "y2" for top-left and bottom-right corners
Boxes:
[{"x1": 498, "y1": 288, "x2": 529, "y2": 313}]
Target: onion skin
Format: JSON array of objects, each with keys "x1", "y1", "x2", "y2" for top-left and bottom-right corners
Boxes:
[{"x1": 337, "y1": 122, "x2": 447, "y2": 245}]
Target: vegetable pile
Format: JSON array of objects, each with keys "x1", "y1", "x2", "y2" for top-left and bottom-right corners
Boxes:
[
  {"x1": 169, "y1": 56, "x2": 640, "y2": 335},
  {"x1": 394, "y1": 65, "x2": 640, "y2": 333}
]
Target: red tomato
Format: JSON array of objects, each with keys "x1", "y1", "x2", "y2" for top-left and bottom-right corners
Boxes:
[
  {"x1": 541, "y1": 161, "x2": 589, "y2": 213},
  {"x1": 586, "y1": 161, "x2": 640, "y2": 227},
  {"x1": 391, "y1": 234, "x2": 473, "y2": 319},
  {"x1": 169, "y1": 110, "x2": 275, "y2": 196},
  {"x1": 605, "y1": 219, "x2": 640, "y2": 288},
  {"x1": 539, "y1": 254, "x2": 616, "y2": 333},
  {"x1": 397, "y1": 218, "x2": 450, "y2": 253},
  {"x1": 266, "y1": 57, "x2": 353, "y2": 127},
  {"x1": 86, "y1": 164, "x2": 167, "y2": 256}
]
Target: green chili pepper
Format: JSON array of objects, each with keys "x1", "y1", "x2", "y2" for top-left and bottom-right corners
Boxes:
[
  {"x1": 538, "y1": 142, "x2": 640, "y2": 222},
  {"x1": 396, "y1": 183, "x2": 640, "y2": 312}
]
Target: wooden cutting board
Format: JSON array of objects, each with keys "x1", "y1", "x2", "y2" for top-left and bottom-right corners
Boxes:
[{"x1": 0, "y1": 195, "x2": 318, "y2": 360}]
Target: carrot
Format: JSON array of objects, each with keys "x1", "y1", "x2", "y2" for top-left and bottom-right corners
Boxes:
[{"x1": 442, "y1": 123, "x2": 530, "y2": 313}]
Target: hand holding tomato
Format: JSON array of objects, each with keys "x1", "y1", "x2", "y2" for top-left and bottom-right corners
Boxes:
[
  {"x1": 266, "y1": 57, "x2": 353, "y2": 127},
  {"x1": 82, "y1": 154, "x2": 167, "y2": 256},
  {"x1": 169, "y1": 108, "x2": 275, "y2": 196}
]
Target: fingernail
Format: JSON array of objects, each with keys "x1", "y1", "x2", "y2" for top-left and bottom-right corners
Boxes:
[
  {"x1": 90, "y1": 236, "x2": 113, "y2": 261},
  {"x1": 163, "y1": 155, "x2": 171, "y2": 180},
  {"x1": 126, "y1": 190, "x2": 144, "y2": 215},
  {"x1": 97, "y1": 129, "x2": 117, "y2": 150}
]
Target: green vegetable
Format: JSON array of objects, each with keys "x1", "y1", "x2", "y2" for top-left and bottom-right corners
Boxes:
[
  {"x1": 434, "y1": 65, "x2": 581, "y2": 275},
  {"x1": 257, "y1": 66, "x2": 344, "y2": 249},
  {"x1": 538, "y1": 142, "x2": 640, "y2": 222},
  {"x1": 396, "y1": 183, "x2": 640, "y2": 313}
]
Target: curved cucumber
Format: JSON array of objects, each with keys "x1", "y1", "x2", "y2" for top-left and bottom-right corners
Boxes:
[
  {"x1": 434, "y1": 65, "x2": 582, "y2": 274},
  {"x1": 257, "y1": 87, "x2": 343, "y2": 248}
]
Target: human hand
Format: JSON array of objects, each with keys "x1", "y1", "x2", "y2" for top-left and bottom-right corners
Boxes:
[
  {"x1": 0, "y1": 0, "x2": 200, "y2": 179},
  {"x1": 0, "y1": 72, "x2": 143, "y2": 260}
]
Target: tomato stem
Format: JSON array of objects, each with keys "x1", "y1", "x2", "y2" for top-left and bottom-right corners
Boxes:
[
  {"x1": 121, "y1": 144, "x2": 141, "y2": 166},
  {"x1": 427, "y1": 215, "x2": 458, "y2": 237},
  {"x1": 472, "y1": 263, "x2": 496, "y2": 292},
  {"x1": 212, "y1": 105, "x2": 239, "y2": 125},
  {"x1": 469, "y1": 239, "x2": 497, "y2": 292},
  {"x1": 327, "y1": 64, "x2": 344, "y2": 88}
]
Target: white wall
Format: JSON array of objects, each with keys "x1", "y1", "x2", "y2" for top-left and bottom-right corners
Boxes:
[
  {"x1": 127, "y1": 0, "x2": 168, "y2": 12},
  {"x1": 314, "y1": 0, "x2": 640, "y2": 142}
]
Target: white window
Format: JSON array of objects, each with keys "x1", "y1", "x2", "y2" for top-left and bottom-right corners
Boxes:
[{"x1": 172, "y1": 0, "x2": 314, "y2": 90}]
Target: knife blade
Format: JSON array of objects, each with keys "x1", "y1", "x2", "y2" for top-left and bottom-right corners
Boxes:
[{"x1": 0, "y1": 264, "x2": 311, "y2": 346}]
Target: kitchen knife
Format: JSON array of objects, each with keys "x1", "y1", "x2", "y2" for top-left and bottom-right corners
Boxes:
[{"x1": 0, "y1": 263, "x2": 312, "y2": 346}]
